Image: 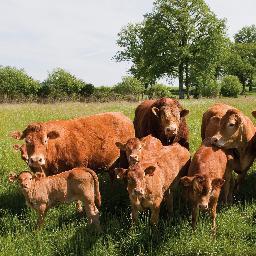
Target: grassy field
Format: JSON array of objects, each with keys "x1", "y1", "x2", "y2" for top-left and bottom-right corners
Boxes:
[{"x1": 1, "y1": 97, "x2": 256, "y2": 256}]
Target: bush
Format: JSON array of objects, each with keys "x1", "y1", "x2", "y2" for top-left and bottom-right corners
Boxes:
[
  {"x1": 146, "y1": 83, "x2": 172, "y2": 99},
  {"x1": 113, "y1": 76, "x2": 144, "y2": 99},
  {"x1": 220, "y1": 75, "x2": 242, "y2": 97},
  {"x1": 41, "y1": 68, "x2": 87, "y2": 99},
  {"x1": 0, "y1": 66, "x2": 40, "y2": 101},
  {"x1": 201, "y1": 79, "x2": 220, "y2": 98}
]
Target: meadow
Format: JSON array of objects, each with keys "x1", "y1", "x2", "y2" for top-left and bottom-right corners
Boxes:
[{"x1": 1, "y1": 97, "x2": 256, "y2": 256}]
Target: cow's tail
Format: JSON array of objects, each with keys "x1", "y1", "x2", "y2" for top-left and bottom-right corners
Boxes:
[{"x1": 85, "y1": 168, "x2": 101, "y2": 208}]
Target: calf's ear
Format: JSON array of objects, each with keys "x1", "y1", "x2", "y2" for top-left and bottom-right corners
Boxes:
[
  {"x1": 115, "y1": 142, "x2": 126, "y2": 151},
  {"x1": 8, "y1": 172, "x2": 18, "y2": 183},
  {"x1": 114, "y1": 168, "x2": 127, "y2": 179},
  {"x1": 212, "y1": 178, "x2": 225, "y2": 188},
  {"x1": 252, "y1": 111, "x2": 256, "y2": 119},
  {"x1": 34, "y1": 172, "x2": 46, "y2": 180},
  {"x1": 144, "y1": 166, "x2": 156, "y2": 176},
  {"x1": 180, "y1": 109, "x2": 189, "y2": 117},
  {"x1": 13, "y1": 144, "x2": 21, "y2": 151},
  {"x1": 10, "y1": 131, "x2": 24, "y2": 140},
  {"x1": 47, "y1": 131, "x2": 59, "y2": 139},
  {"x1": 152, "y1": 107, "x2": 160, "y2": 117},
  {"x1": 180, "y1": 176, "x2": 193, "y2": 187}
]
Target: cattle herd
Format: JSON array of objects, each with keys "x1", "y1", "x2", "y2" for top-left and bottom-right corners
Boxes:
[{"x1": 7, "y1": 98, "x2": 256, "y2": 234}]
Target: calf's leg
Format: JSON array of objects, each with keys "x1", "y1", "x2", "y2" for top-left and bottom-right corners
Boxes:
[{"x1": 36, "y1": 204, "x2": 47, "y2": 230}]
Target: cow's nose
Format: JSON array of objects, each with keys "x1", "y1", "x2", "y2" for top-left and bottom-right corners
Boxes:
[
  {"x1": 211, "y1": 137, "x2": 218, "y2": 145},
  {"x1": 199, "y1": 204, "x2": 208, "y2": 210},
  {"x1": 29, "y1": 156, "x2": 44, "y2": 166},
  {"x1": 166, "y1": 127, "x2": 176, "y2": 132}
]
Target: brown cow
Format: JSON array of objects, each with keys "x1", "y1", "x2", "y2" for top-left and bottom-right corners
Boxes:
[
  {"x1": 180, "y1": 139, "x2": 235, "y2": 233},
  {"x1": 10, "y1": 112, "x2": 134, "y2": 176},
  {"x1": 133, "y1": 98, "x2": 189, "y2": 149},
  {"x1": 115, "y1": 135, "x2": 163, "y2": 166},
  {"x1": 115, "y1": 143, "x2": 190, "y2": 225},
  {"x1": 209, "y1": 107, "x2": 256, "y2": 190},
  {"x1": 8, "y1": 167, "x2": 101, "y2": 231}
]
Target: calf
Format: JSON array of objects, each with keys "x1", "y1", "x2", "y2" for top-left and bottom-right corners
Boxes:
[
  {"x1": 115, "y1": 143, "x2": 190, "y2": 225},
  {"x1": 115, "y1": 135, "x2": 163, "y2": 166},
  {"x1": 9, "y1": 167, "x2": 101, "y2": 231},
  {"x1": 180, "y1": 139, "x2": 235, "y2": 232}
]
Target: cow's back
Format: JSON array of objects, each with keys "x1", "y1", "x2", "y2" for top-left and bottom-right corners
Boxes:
[{"x1": 46, "y1": 112, "x2": 135, "y2": 173}]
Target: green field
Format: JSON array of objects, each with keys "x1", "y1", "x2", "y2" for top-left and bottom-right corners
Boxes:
[{"x1": 1, "y1": 97, "x2": 256, "y2": 256}]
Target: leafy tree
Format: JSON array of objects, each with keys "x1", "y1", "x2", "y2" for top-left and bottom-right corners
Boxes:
[
  {"x1": 41, "y1": 68, "x2": 87, "y2": 99},
  {"x1": 115, "y1": 0, "x2": 228, "y2": 99},
  {"x1": 113, "y1": 76, "x2": 144, "y2": 99},
  {"x1": 146, "y1": 83, "x2": 172, "y2": 98},
  {"x1": 234, "y1": 25, "x2": 256, "y2": 44},
  {"x1": 220, "y1": 75, "x2": 242, "y2": 97},
  {"x1": 0, "y1": 66, "x2": 40, "y2": 100}
]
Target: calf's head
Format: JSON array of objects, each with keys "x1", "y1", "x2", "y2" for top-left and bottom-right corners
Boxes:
[
  {"x1": 9, "y1": 171, "x2": 34, "y2": 190},
  {"x1": 116, "y1": 138, "x2": 143, "y2": 165},
  {"x1": 211, "y1": 109, "x2": 243, "y2": 149},
  {"x1": 152, "y1": 105, "x2": 189, "y2": 138},
  {"x1": 180, "y1": 175, "x2": 224, "y2": 210},
  {"x1": 11, "y1": 123, "x2": 59, "y2": 168},
  {"x1": 115, "y1": 165, "x2": 156, "y2": 196}
]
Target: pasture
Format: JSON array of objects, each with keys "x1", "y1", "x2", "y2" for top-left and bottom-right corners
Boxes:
[{"x1": 1, "y1": 97, "x2": 256, "y2": 256}]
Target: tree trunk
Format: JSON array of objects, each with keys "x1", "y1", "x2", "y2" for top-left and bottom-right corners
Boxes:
[
  {"x1": 185, "y1": 61, "x2": 189, "y2": 99},
  {"x1": 178, "y1": 62, "x2": 184, "y2": 99}
]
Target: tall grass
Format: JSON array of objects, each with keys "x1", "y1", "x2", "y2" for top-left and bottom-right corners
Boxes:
[{"x1": 0, "y1": 97, "x2": 256, "y2": 256}]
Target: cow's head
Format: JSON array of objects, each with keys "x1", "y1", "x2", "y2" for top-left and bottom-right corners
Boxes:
[
  {"x1": 10, "y1": 123, "x2": 59, "y2": 168},
  {"x1": 115, "y1": 165, "x2": 156, "y2": 197},
  {"x1": 151, "y1": 105, "x2": 189, "y2": 138},
  {"x1": 180, "y1": 175, "x2": 224, "y2": 210},
  {"x1": 211, "y1": 109, "x2": 243, "y2": 149},
  {"x1": 116, "y1": 138, "x2": 143, "y2": 165}
]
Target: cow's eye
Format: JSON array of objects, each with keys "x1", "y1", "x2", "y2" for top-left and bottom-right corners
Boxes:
[{"x1": 228, "y1": 123, "x2": 235, "y2": 127}]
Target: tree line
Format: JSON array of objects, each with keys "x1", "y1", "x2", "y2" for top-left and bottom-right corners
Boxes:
[{"x1": 114, "y1": 0, "x2": 256, "y2": 99}]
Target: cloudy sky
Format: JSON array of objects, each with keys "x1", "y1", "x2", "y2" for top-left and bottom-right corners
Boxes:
[{"x1": 0, "y1": 0, "x2": 255, "y2": 85}]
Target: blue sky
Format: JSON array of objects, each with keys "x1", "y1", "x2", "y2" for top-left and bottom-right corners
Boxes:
[{"x1": 0, "y1": 0, "x2": 255, "y2": 86}]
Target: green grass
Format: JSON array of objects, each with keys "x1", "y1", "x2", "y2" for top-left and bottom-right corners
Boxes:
[{"x1": 1, "y1": 97, "x2": 256, "y2": 256}]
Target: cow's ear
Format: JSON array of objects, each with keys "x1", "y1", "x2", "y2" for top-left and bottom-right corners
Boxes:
[
  {"x1": 13, "y1": 144, "x2": 21, "y2": 151},
  {"x1": 252, "y1": 111, "x2": 256, "y2": 119},
  {"x1": 10, "y1": 131, "x2": 24, "y2": 140},
  {"x1": 115, "y1": 142, "x2": 126, "y2": 151},
  {"x1": 180, "y1": 109, "x2": 189, "y2": 117},
  {"x1": 114, "y1": 168, "x2": 127, "y2": 179},
  {"x1": 212, "y1": 178, "x2": 225, "y2": 188},
  {"x1": 8, "y1": 172, "x2": 18, "y2": 183},
  {"x1": 47, "y1": 131, "x2": 59, "y2": 139},
  {"x1": 34, "y1": 172, "x2": 46, "y2": 181},
  {"x1": 152, "y1": 107, "x2": 160, "y2": 117},
  {"x1": 180, "y1": 176, "x2": 193, "y2": 187},
  {"x1": 144, "y1": 166, "x2": 156, "y2": 176}
]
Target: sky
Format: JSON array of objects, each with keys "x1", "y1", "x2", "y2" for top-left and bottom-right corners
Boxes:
[{"x1": 0, "y1": 0, "x2": 255, "y2": 86}]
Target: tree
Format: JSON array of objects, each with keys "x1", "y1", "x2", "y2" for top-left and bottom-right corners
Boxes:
[
  {"x1": 234, "y1": 25, "x2": 256, "y2": 44},
  {"x1": 0, "y1": 66, "x2": 40, "y2": 100},
  {"x1": 40, "y1": 68, "x2": 87, "y2": 99},
  {"x1": 115, "y1": 0, "x2": 228, "y2": 99}
]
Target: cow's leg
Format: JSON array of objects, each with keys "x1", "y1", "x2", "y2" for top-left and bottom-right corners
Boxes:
[
  {"x1": 209, "y1": 191, "x2": 220, "y2": 236},
  {"x1": 192, "y1": 204, "x2": 199, "y2": 230},
  {"x1": 222, "y1": 169, "x2": 231, "y2": 204},
  {"x1": 236, "y1": 171, "x2": 247, "y2": 192},
  {"x1": 165, "y1": 190, "x2": 174, "y2": 217},
  {"x1": 131, "y1": 205, "x2": 139, "y2": 224},
  {"x1": 36, "y1": 204, "x2": 47, "y2": 230},
  {"x1": 83, "y1": 200, "x2": 101, "y2": 232},
  {"x1": 228, "y1": 175, "x2": 235, "y2": 203},
  {"x1": 150, "y1": 198, "x2": 162, "y2": 225}
]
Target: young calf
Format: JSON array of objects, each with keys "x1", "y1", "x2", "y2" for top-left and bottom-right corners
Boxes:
[
  {"x1": 9, "y1": 167, "x2": 101, "y2": 231},
  {"x1": 115, "y1": 143, "x2": 190, "y2": 225},
  {"x1": 180, "y1": 139, "x2": 234, "y2": 232},
  {"x1": 115, "y1": 135, "x2": 163, "y2": 166}
]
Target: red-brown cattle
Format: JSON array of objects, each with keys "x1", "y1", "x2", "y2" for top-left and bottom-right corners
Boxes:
[
  {"x1": 11, "y1": 112, "x2": 134, "y2": 176},
  {"x1": 115, "y1": 135, "x2": 163, "y2": 166},
  {"x1": 201, "y1": 104, "x2": 256, "y2": 190},
  {"x1": 180, "y1": 139, "x2": 235, "y2": 232},
  {"x1": 9, "y1": 167, "x2": 101, "y2": 231},
  {"x1": 133, "y1": 98, "x2": 189, "y2": 149},
  {"x1": 115, "y1": 143, "x2": 190, "y2": 225}
]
